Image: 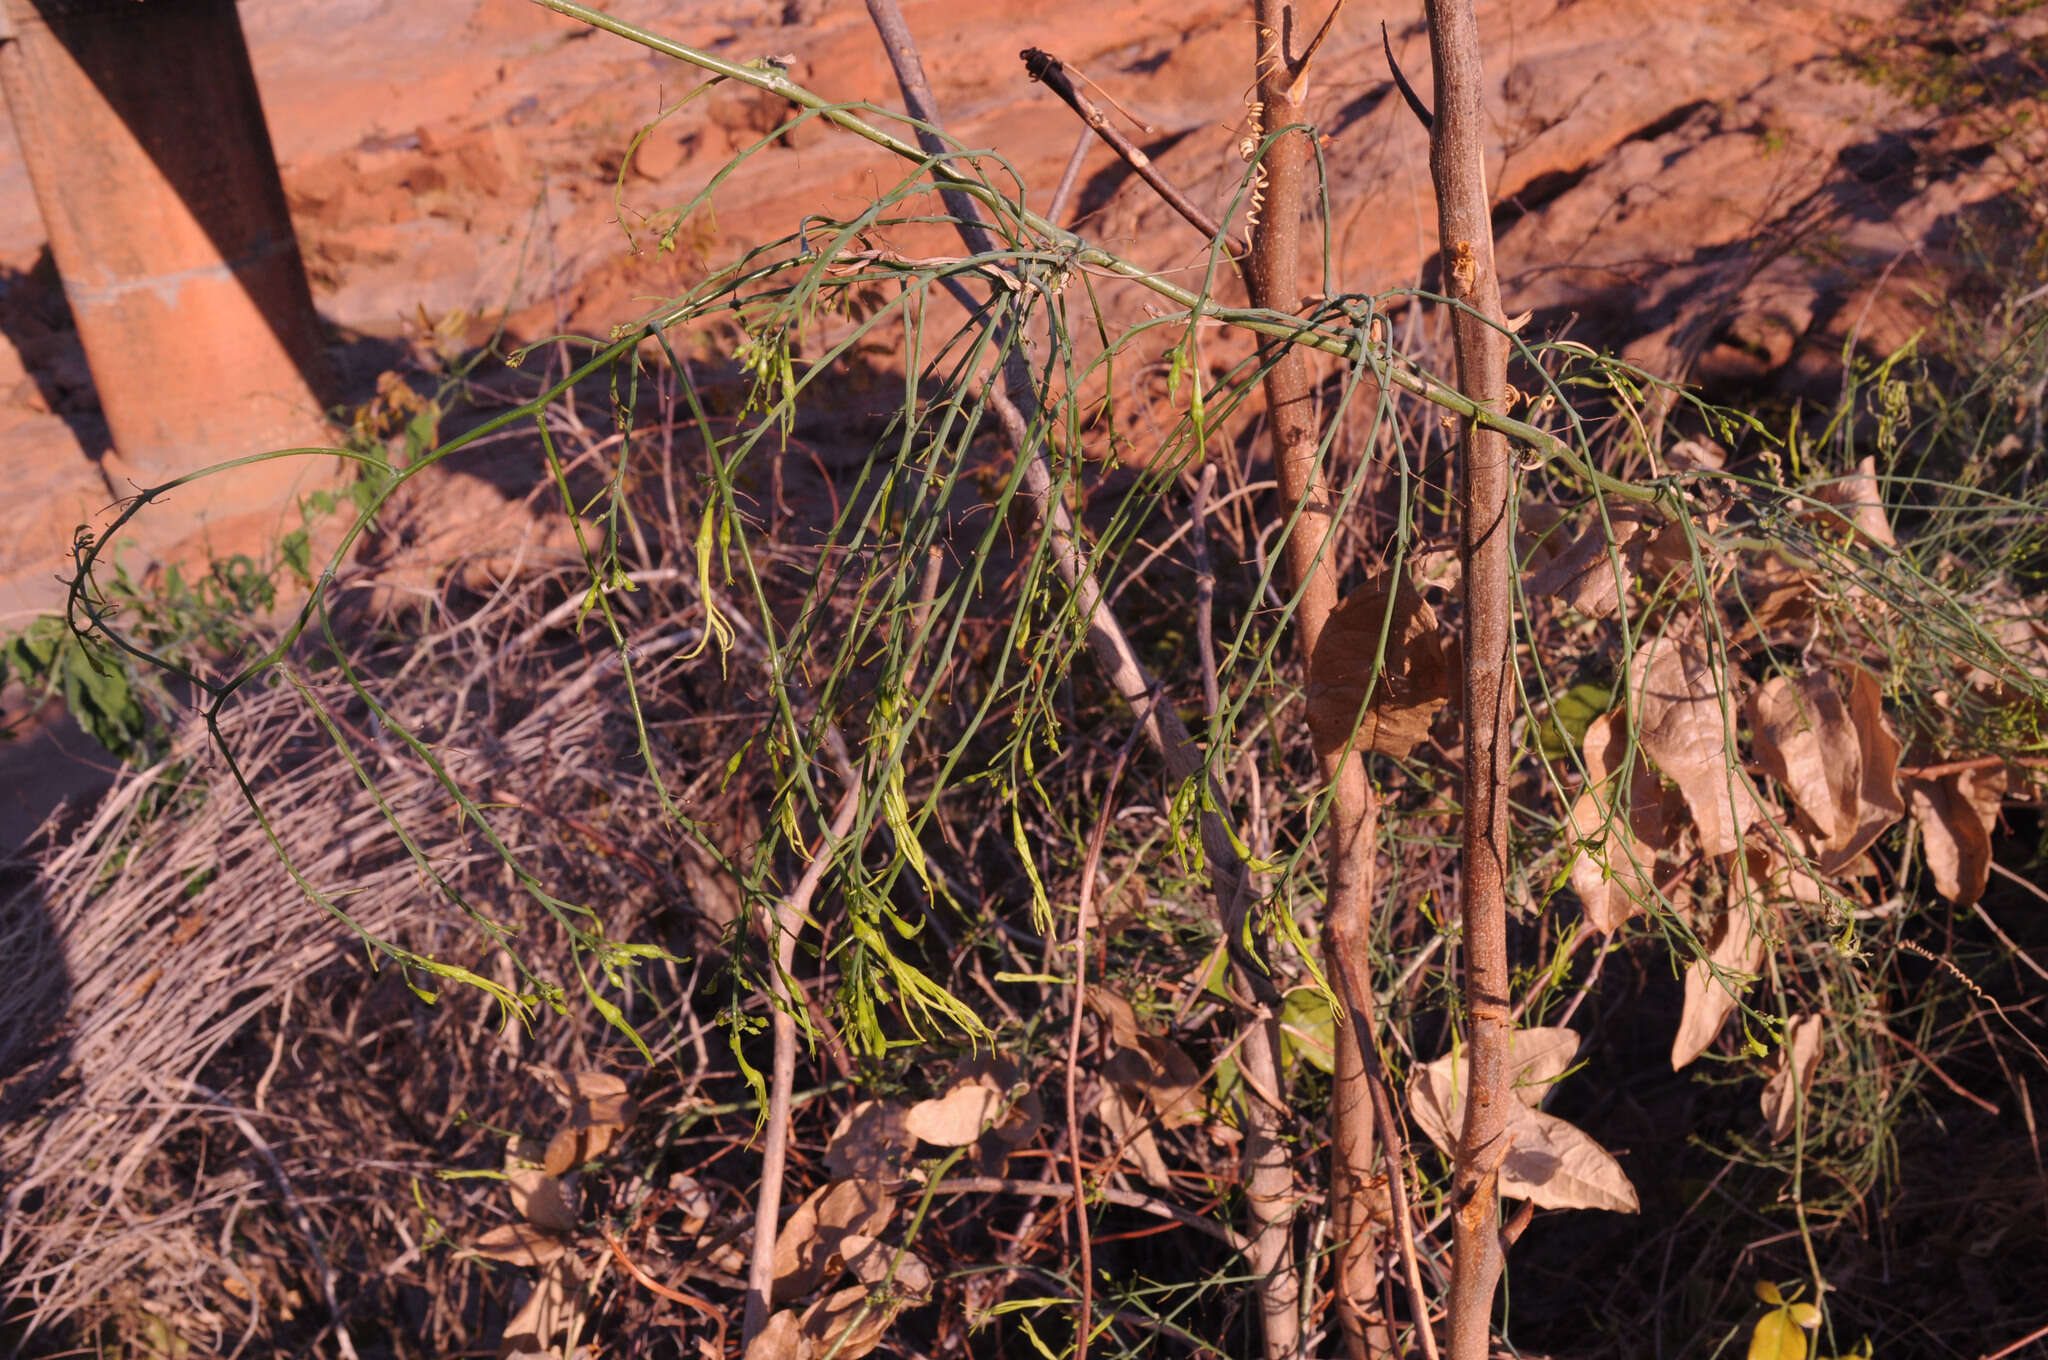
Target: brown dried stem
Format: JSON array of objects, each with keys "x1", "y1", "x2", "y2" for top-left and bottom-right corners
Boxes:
[
  {"x1": 1246, "y1": 5, "x2": 1402, "y2": 1357},
  {"x1": 1066, "y1": 713, "x2": 1150, "y2": 1360},
  {"x1": 741, "y1": 780, "x2": 861, "y2": 1344},
  {"x1": 1021, "y1": 47, "x2": 1238, "y2": 256},
  {"x1": 1418, "y1": 3, "x2": 1517, "y2": 1357}
]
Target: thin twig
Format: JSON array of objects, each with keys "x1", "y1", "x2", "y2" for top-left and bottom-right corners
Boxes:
[
  {"x1": 741, "y1": 781, "x2": 862, "y2": 1344},
  {"x1": 931, "y1": 1177, "x2": 1247, "y2": 1251},
  {"x1": 1331, "y1": 946, "x2": 1443, "y2": 1360},
  {"x1": 1022, "y1": 48, "x2": 1238, "y2": 256},
  {"x1": 1980, "y1": 870, "x2": 2048, "y2": 983},
  {"x1": 1046, "y1": 126, "x2": 1094, "y2": 227},
  {"x1": 1191, "y1": 463, "x2": 1223, "y2": 719},
  {"x1": 603, "y1": 1224, "x2": 729, "y2": 1352},
  {"x1": 1382, "y1": 23, "x2": 1434, "y2": 131},
  {"x1": 1066, "y1": 706, "x2": 1151, "y2": 1360},
  {"x1": 253, "y1": 985, "x2": 294, "y2": 1115},
  {"x1": 1288, "y1": 0, "x2": 1349, "y2": 83},
  {"x1": 1899, "y1": 753, "x2": 2048, "y2": 778},
  {"x1": 1872, "y1": 1021, "x2": 2002, "y2": 1116},
  {"x1": 1981, "y1": 1319, "x2": 2048, "y2": 1360}
]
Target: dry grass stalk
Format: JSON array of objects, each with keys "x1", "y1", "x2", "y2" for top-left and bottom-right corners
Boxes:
[{"x1": 0, "y1": 542, "x2": 682, "y2": 1343}]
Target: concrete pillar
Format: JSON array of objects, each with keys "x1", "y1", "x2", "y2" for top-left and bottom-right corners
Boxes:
[{"x1": 0, "y1": 0, "x2": 334, "y2": 524}]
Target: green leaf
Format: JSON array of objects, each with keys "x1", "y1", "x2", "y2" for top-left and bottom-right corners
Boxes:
[
  {"x1": 1211, "y1": 1054, "x2": 1241, "y2": 1116},
  {"x1": 1010, "y1": 804, "x2": 1051, "y2": 933},
  {"x1": 1279, "y1": 986, "x2": 1337, "y2": 1074},
  {"x1": 586, "y1": 984, "x2": 653, "y2": 1063},
  {"x1": 1015, "y1": 1314, "x2": 1063, "y2": 1360},
  {"x1": 1536, "y1": 680, "x2": 1614, "y2": 760},
  {"x1": 882, "y1": 756, "x2": 932, "y2": 893}
]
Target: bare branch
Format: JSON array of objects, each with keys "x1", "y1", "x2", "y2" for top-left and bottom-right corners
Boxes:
[
  {"x1": 743, "y1": 779, "x2": 862, "y2": 1345},
  {"x1": 1022, "y1": 47, "x2": 1239, "y2": 256},
  {"x1": 1383, "y1": 23, "x2": 1435, "y2": 131},
  {"x1": 1419, "y1": 3, "x2": 1518, "y2": 1358}
]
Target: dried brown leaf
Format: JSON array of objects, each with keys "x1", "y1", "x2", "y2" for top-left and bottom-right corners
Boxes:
[
  {"x1": 903, "y1": 1082, "x2": 1001, "y2": 1147},
  {"x1": 1097, "y1": 1085, "x2": 1173, "y2": 1189},
  {"x1": 798, "y1": 1285, "x2": 892, "y2": 1360},
  {"x1": 837, "y1": 1232, "x2": 934, "y2": 1299},
  {"x1": 1083, "y1": 870, "x2": 1147, "y2": 937},
  {"x1": 901, "y1": 1057, "x2": 1039, "y2": 1156},
  {"x1": 543, "y1": 1069, "x2": 636, "y2": 1129},
  {"x1": 1101, "y1": 1034, "x2": 1204, "y2": 1128},
  {"x1": 824, "y1": 1101, "x2": 918, "y2": 1183},
  {"x1": 1407, "y1": 1027, "x2": 1585, "y2": 1153},
  {"x1": 1967, "y1": 596, "x2": 2048, "y2": 728},
  {"x1": 1664, "y1": 437, "x2": 1726, "y2": 472},
  {"x1": 704, "y1": 1234, "x2": 750, "y2": 1279},
  {"x1": 1907, "y1": 765, "x2": 2007, "y2": 906},
  {"x1": 1500, "y1": 1106, "x2": 1641, "y2": 1213},
  {"x1": 905, "y1": 1068, "x2": 1006, "y2": 1148},
  {"x1": 1506, "y1": 1027, "x2": 1585, "y2": 1107},
  {"x1": 1528, "y1": 506, "x2": 1650, "y2": 618},
  {"x1": 500, "y1": 1254, "x2": 580, "y2": 1356},
  {"x1": 543, "y1": 1121, "x2": 621, "y2": 1178},
  {"x1": 1670, "y1": 855, "x2": 1768, "y2": 1070},
  {"x1": 1990, "y1": 595, "x2": 2048, "y2": 679},
  {"x1": 743, "y1": 1309, "x2": 809, "y2": 1360},
  {"x1": 1749, "y1": 666, "x2": 1905, "y2": 876},
  {"x1": 955, "y1": 1055, "x2": 1042, "y2": 1147},
  {"x1": 1085, "y1": 988, "x2": 1143, "y2": 1050},
  {"x1": 1639, "y1": 515, "x2": 1700, "y2": 580},
  {"x1": 506, "y1": 1169, "x2": 580, "y2": 1234},
  {"x1": 1410, "y1": 544, "x2": 1463, "y2": 593},
  {"x1": 1305, "y1": 569, "x2": 1453, "y2": 760},
  {"x1": 1765, "y1": 831, "x2": 1830, "y2": 912},
  {"x1": 1631, "y1": 616, "x2": 1764, "y2": 857},
  {"x1": 771, "y1": 1179, "x2": 895, "y2": 1304},
  {"x1": 1816, "y1": 455, "x2": 1896, "y2": 548},
  {"x1": 1831, "y1": 666, "x2": 1906, "y2": 873},
  {"x1": 668, "y1": 1174, "x2": 715, "y2": 1236},
  {"x1": 1750, "y1": 672, "x2": 1859, "y2": 844},
  {"x1": 1407, "y1": 1029, "x2": 1636, "y2": 1212},
  {"x1": 1527, "y1": 505, "x2": 1692, "y2": 618},
  {"x1": 1760, "y1": 1013, "x2": 1825, "y2": 1142},
  {"x1": 1517, "y1": 501, "x2": 1571, "y2": 576},
  {"x1": 472, "y1": 1221, "x2": 568, "y2": 1266},
  {"x1": 1733, "y1": 552, "x2": 1815, "y2": 644},
  {"x1": 1569, "y1": 710, "x2": 1667, "y2": 932},
  {"x1": 989, "y1": 1088, "x2": 1044, "y2": 1148}
]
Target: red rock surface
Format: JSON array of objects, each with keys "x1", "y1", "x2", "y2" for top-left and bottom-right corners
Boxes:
[{"x1": 0, "y1": 0, "x2": 2041, "y2": 619}]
